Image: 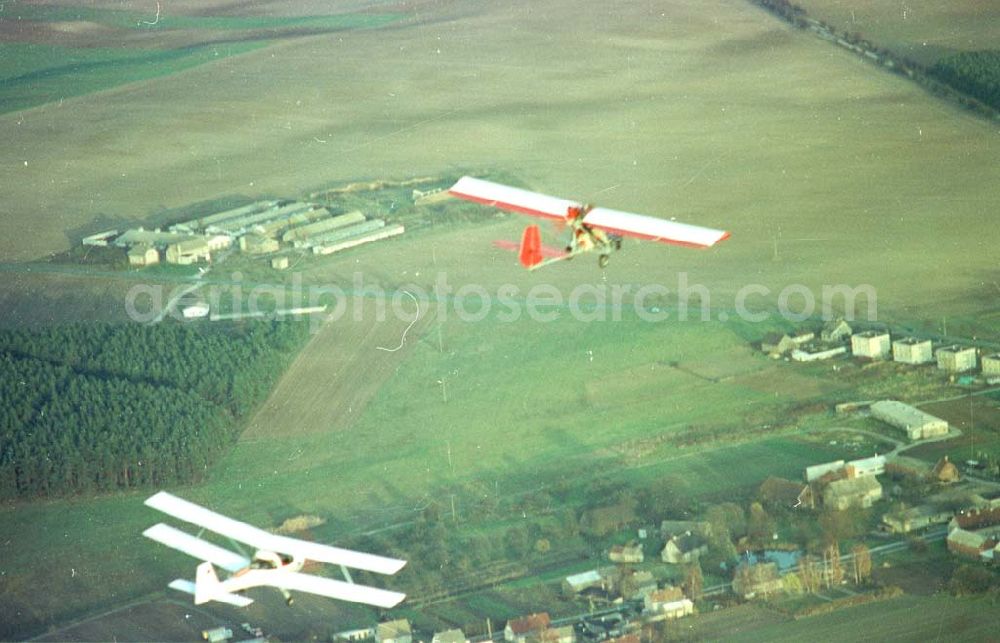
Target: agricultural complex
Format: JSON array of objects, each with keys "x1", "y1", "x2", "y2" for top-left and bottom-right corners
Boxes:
[{"x1": 1, "y1": 0, "x2": 998, "y2": 641}]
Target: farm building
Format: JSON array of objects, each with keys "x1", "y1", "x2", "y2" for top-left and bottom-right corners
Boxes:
[
  {"x1": 505, "y1": 613, "x2": 550, "y2": 643},
  {"x1": 947, "y1": 528, "x2": 996, "y2": 559},
  {"x1": 870, "y1": 400, "x2": 949, "y2": 440},
  {"x1": 881, "y1": 504, "x2": 954, "y2": 534},
  {"x1": 432, "y1": 630, "x2": 468, "y2": 643},
  {"x1": 892, "y1": 337, "x2": 933, "y2": 364},
  {"x1": 184, "y1": 199, "x2": 279, "y2": 231},
  {"x1": 127, "y1": 244, "x2": 159, "y2": 266},
  {"x1": 845, "y1": 454, "x2": 886, "y2": 478},
  {"x1": 376, "y1": 619, "x2": 412, "y2": 643},
  {"x1": 732, "y1": 562, "x2": 783, "y2": 599},
  {"x1": 281, "y1": 209, "x2": 362, "y2": 243},
  {"x1": 114, "y1": 228, "x2": 191, "y2": 248},
  {"x1": 165, "y1": 237, "x2": 211, "y2": 264},
  {"x1": 608, "y1": 542, "x2": 643, "y2": 563},
  {"x1": 761, "y1": 331, "x2": 812, "y2": 357},
  {"x1": 821, "y1": 318, "x2": 853, "y2": 343},
  {"x1": 333, "y1": 627, "x2": 376, "y2": 642},
  {"x1": 562, "y1": 569, "x2": 610, "y2": 595},
  {"x1": 271, "y1": 256, "x2": 290, "y2": 270},
  {"x1": 805, "y1": 460, "x2": 845, "y2": 482},
  {"x1": 82, "y1": 229, "x2": 118, "y2": 246},
  {"x1": 851, "y1": 331, "x2": 891, "y2": 359},
  {"x1": 983, "y1": 354, "x2": 1000, "y2": 378},
  {"x1": 205, "y1": 234, "x2": 231, "y2": 251},
  {"x1": 823, "y1": 475, "x2": 882, "y2": 510},
  {"x1": 791, "y1": 345, "x2": 847, "y2": 361},
  {"x1": 239, "y1": 233, "x2": 279, "y2": 255},
  {"x1": 661, "y1": 533, "x2": 708, "y2": 564},
  {"x1": 313, "y1": 223, "x2": 404, "y2": 255},
  {"x1": 936, "y1": 345, "x2": 977, "y2": 373}
]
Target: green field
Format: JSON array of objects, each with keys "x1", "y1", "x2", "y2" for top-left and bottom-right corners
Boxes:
[
  {"x1": 0, "y1": 312, "x2": 851, "y2": 639},
  {"x1": 726, "y1": 594, "x2": 999, "y2": 642},
  {"x1": 0, "y1": 8, "x2": 401, "y2": 114}
]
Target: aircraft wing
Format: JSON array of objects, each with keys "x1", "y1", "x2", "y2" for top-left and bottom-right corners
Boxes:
[
  {"x1": 145, "y1": 492, "x2": 406, "y2": 575},
  {"x1": 260, "y1": 570, "x2": 406, "y2": 609},
  {"x1": 449, "y1": 176, "x2": 579, "y2": 221},
  {"x1": 582, "y1": 207, "x2": 730, "y2": 248},
  {"x1": 143, "y1": 523, "x2": 250, "y2": 573}
]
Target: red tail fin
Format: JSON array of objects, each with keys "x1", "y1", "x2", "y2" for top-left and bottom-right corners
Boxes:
[{"x1": 519, "y1": 225, "x2": 543, "y2": 268}]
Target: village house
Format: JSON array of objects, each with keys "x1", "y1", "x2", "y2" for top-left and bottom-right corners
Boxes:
[
  {"x1": 823, "y1": 476, "x2": 883, "y2": 510},
  {"x1": 376, "y1": 619, "x2": 412, "y2": 643},
  {"x1": 432, "y1": 630, "x2": 468, "y2": 643},
  {"x1": 821, "y1": 318, "x2": 853, "y2": 344},
  {"x1": 505, "y1": 613, "x2": 551, "y2": 643},
  {"x1": 731, "y1": 562, "x2": 783, "y2": 599},
  {"x1": 659, "y1": 520, "x2": 712, "y2": 538},
  {"x1": 609, "y1": 542, "x2": 643, "y2": 564},
  {"x1": 618, "y1": 568, "x2": 657, "y2": 600},
  {"x1": 661, "y1": 532, "x2": 708, "y2": 564},
  {"x1": 936, "y1": 345, "x2": 978, "y2": 373},
  {"x1": 539, "y1": 625, "x2": 575, "y2": 643},
  {"x1": 851, "y1": 330, "x2": 891, "y2": 359},
  {"x1": 932, "y1": 456, "x2": 961, "y2": 483}
]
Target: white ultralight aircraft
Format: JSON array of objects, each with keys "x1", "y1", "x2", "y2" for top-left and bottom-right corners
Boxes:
[
  {"x1": 449, "y1": 176, "x2": 730, "y2": 269},
  {"x1": 143, "y1": 491, "x2": 406, "y2": 608}
]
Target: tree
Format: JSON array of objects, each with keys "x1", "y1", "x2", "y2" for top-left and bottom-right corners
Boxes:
[
  {"x1": 851, "y1": 544, "x2": 872, "y2": 584},
  {"x1": 683, "y1": 561, "x2": 704, "y2": 600},
  {"x1": 797, "y1": 555, "x2": 821, "y2": 594},
  {"x1": 824, "y1": 542, "x2": 843, "y2": 587}
]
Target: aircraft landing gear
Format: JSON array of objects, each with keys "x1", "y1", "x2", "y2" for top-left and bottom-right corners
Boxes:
[{"x1": 598, "y1": 254, "x2": 610, "y2": 268}]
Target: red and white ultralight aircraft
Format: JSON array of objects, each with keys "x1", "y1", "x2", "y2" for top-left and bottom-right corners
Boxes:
[
  {"x1": 143, "y1": 491, "x2": 406, "y2": 608},
  {"x1": 448, "y1": 176, "x2": 730, "y2": 270}
]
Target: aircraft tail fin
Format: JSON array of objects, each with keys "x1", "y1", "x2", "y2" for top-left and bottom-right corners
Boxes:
[
  {"x1": 519, "y1": 225, "x2": 543, "y2": 269},
  {"x1": 194, "y1": 561, "x2": 222, "y2": 605}
]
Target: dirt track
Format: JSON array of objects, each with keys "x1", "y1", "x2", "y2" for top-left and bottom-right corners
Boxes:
[{"x1": 242, "y1": 296, "x2": 434, "y2": 439}]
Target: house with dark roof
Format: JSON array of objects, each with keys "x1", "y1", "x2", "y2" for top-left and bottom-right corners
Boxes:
[{"x1": 661, "y1": 533, "x2": 708, "y2": 564}]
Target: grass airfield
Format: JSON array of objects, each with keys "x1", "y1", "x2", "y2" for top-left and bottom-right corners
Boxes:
[{"x1": 1, "y1": 0, "x2": 999, "y2": 639}]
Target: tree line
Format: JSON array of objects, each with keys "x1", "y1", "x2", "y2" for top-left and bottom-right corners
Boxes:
[
  {"x1": 0, "y1": 320, "x2": 309, "y2": 500},
  {"x1": 929, "y1": 51, "x2": 1000, "y2": 112}
]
